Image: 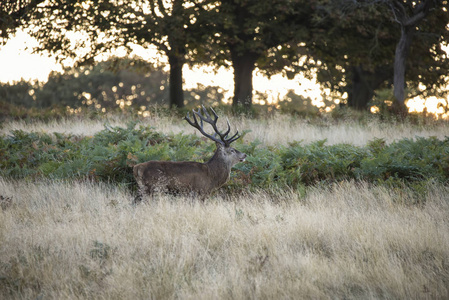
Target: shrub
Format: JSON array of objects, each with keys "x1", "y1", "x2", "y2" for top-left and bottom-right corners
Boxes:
[{"x1": 1, "y1": 124, "x2": 448, "y2": 194}]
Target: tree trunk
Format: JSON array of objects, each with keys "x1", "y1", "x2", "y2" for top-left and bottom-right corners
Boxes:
[
  {"x1": 346, "y1": 66, "x2": 390, "y2": 110},
  {"x1": 387, "y1": 0, "x2": 435, "y2": 115},
  {"x1": 168, "y1": 54, "x2": 184, "y2": 108},
  {"x1": 231, "y1": 50, "x2": 258, "y2": 111},
  {"x1": 393, "y1": 26, "x2": 414, "y2": 112},
  {"x1": 347, "y1": 66, "x2": 374, "y2": 110}
]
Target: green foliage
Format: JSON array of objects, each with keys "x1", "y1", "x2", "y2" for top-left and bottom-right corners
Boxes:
[
  {"x1": 1, "y1": 123, "x2": 448, "y2": 196},
  {"x1": 233, "y1": 141, "x2": 284, "y2": 189},
  {"x1": 359, "y1": 137, "x2": 449, "y2": 182}
]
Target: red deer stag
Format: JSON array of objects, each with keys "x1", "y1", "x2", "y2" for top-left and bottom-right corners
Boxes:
[{"x1": 133, "y1": 106, "x2": 246, "y2": 200}]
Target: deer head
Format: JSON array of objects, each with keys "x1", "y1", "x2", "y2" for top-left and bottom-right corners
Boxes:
[{"x1": 184, "y1": 105, "x2": 246, "y2": 166}]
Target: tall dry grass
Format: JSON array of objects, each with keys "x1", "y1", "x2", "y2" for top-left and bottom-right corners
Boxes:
[
  {"x1": 2, "y1": 113, "x2": 449, "y2": 146},
  {"x1": 1, "y1": 178, "x2": 448, "y2": 299}
]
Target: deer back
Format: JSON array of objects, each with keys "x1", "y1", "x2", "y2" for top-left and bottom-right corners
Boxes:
[{"x1": 134, "y1": 143, "x2": 246, "y2": 196}]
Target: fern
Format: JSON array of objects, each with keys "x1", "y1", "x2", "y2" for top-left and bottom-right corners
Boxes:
[{"x1": 1, "y1": 124, "x2": 449, "y2": 194}]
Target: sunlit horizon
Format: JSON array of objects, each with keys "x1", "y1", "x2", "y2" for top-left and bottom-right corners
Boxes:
[{"x1": 1, "y1": 30, "x2": 448, "y2": 119}]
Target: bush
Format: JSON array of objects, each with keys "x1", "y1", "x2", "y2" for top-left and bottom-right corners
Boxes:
[{"x1": 1, "y1": 123, "x2": 448, "y2": 194}]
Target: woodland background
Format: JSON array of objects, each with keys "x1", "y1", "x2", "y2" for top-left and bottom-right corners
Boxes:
[{"x1": 1, "y1": 0, "x2": 448, "y2": 116}]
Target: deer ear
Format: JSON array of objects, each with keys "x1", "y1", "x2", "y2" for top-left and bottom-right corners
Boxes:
[{"x1": 215, "y1": 142, "x2": 224, "y2": 149}]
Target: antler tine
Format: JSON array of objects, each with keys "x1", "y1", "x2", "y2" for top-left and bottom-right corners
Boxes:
[
  {"x1": 196, "y1": 105, "x2": 219, "y2": 126},
  {"x1": 194, "y1": 108, "x2": 205, "y2": 129},
  {"x1": 223, "y1": 118, "x2": 232, "y2": 138},
  {"x1": 222, "y1": 116, "x2": 241, "y2": 146},
  {"x1": 185, "y1": 108, "x2": 224, "y2": 145},
  {"x1": 185, "y1": 106, "x2": 241, "y2": 146},
  {"x1": 206, "y1": 106, "x2": 231, "y2": 140},
  {"x1": 194, "y1": 105, "x2": 222, "y2": 137},
  {"x1": 184, "y1": 111, "x2": 194, "y2": 127},
  {"x1": 226, "y1": 130, "x2": 240, "y2": 145},
  {"x1": 201, "y1": 105, "x2": 212, "y2": 120},
  {"x1": 207, "y1": 105, "x2": 219, "y2": 121}
]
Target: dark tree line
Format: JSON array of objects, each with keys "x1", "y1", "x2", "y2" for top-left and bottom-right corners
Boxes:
[
  {"x1": 0, "y1": 57, "x2": 227, "y2": 112},
  {"x1": 1, "y1": 0, "x2": 448, "y2": 113}
]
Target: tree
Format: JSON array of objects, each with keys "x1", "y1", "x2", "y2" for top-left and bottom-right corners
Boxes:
[
  {"x1": 204, "y1": 0, "x2": 312, "y2": 110},
  {"x1": 20, "y1": 0, "x2": 213, "y2": 108},
  {"x1": 308, "y1": 1, "x2": 398, "y2": 110},
  {"x1": 384, "y1": 0, "x2": 446, "y2": 113},
  {"x1": 308, "y1": 0, "x2": 449, "y2": 112},
  {"x1": 0, "y1": 0, "x2": 45, "y2": 43}
]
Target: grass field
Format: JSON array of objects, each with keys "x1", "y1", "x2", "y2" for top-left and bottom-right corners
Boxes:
[
  {"x1": 2, "y1": 112, "x2": 449, "y2": 146},
  {"x1": 1, "y1": 114, "x2": 449, "y2": 299}
]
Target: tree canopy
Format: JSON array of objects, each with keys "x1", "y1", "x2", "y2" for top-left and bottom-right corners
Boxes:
[
  {"x1": 20, "y1": 0, "x2": 214, "y2": 108},
  {"x1": 2, "y1": 0, "x2": 449, "y2": 114},
  {"x1": 0, "y1": 0, "x2": 45, "y2": 42},
  {"x1": 202, "y1": 0, "x2": 313, "y2": 110},
  {"x1": 308, "y1": 0, "x2": 449, "y2": 111}
]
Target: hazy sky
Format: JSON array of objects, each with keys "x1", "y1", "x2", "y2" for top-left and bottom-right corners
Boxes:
[{"x1": 0, "y1": 30, "x2": 63, "y2": 83}]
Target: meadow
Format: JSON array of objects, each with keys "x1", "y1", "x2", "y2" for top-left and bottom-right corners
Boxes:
[
  {"x1": 2, "y1": 111, "x2": 449, "y2": 146},
  {"x1": 1, "y1": 112, "x2": 449, "y2": 299}
]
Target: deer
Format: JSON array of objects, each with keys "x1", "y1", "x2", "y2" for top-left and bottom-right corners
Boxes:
[{"x1": 133, "y1": 106, "x2": 247, "y2": 201}]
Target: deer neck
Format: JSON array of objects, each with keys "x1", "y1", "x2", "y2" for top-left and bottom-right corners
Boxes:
[{"x1": 206, "y1": 149, "x2": 232, "y2": 185}]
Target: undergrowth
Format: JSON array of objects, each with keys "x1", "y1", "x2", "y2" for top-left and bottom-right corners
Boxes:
[{"x1": 1, "y1": 122, "x2": 448, "y2": 198}]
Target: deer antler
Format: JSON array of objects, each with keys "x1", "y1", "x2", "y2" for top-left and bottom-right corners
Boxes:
[{"x1": 184, "y1": 105, "x2": 240, "y2": 146}]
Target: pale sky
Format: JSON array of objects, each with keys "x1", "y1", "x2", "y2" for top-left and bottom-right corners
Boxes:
[{"x1": 0, "y1": 30, "x2": 64, "y2": 82}]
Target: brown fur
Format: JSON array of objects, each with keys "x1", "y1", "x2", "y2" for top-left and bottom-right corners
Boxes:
[{"x1": 133, "y1": 143, "x2": 246, "y2": 200}]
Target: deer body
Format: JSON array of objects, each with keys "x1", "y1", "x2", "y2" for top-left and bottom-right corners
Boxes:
[{"x1": 134, "y1": 107, "x2": 246, "y2": 200}]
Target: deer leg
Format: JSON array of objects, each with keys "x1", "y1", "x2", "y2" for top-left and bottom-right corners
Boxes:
[
  {"x1": 133, "y1": 181, "x2": 155, "y2": 205},
  {"x1": 132, "y1": 187, "x2": 144, "y2": 205}
]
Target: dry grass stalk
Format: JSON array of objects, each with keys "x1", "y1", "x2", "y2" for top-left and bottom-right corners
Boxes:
[
  {"x1": 2, "y1": 113, "x2": 449, "y2": 146},
  {"x1": 1, "y1": 178, "x2": 448, "y2": 299}
]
